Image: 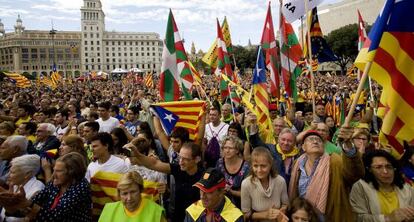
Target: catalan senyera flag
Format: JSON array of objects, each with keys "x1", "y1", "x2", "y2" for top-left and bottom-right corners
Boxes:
[
  {"x1": 144, "y1": 72, "x2": 154, "y2": 88},
  {"x1": 3, "y1": 72, "x2": 31, "y2": 88},
  {"x1": 354, "y1": 0, "x2": 414, "y2": 157},
  {"x1": 90, "y1": 171, "x2": 160, "y2": 218},
  {"x1": 261, "y1": 2, "x2": 280, "y2": 99},
  {"x1": 252, "y1": 47, "x2": 275, "y2": 144},
  {"x1": 152, "y1": 100, "x2": 206, "y2": 141},
  {"x1": 188, "y1": 61, "x2": 202, "y2": 85},
  {"x1": 357, "y1": 10, "x2": 369, "y2": 89}
]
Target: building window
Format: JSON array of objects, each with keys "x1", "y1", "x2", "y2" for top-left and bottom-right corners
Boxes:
[
  {"x1": 84, "y1": 41, "x2": 88, "y2": 45},
  {"x1": 112, "y1": 58, "x2": 115, "y2": 62},
  {"x1": 124, "y1": 53, "x2": 127, "y2": 56},
  {"x1": 85, "y1": 58, "x2": 88, "y2": 63},
  {"x1": 91, "y1": 65, "x2": 94, "y2": 70},
  {"x1": 85, "y1": 52, "x2": 88, "y2": 56},
  {"x1": 91, "y1": 41, "x2": 93, "y2": 45},
  {"x1": 84, "y1": 26, "x2": 87, "y2": 30},
  {"x1": 97, "y1": 41, "x2": 100, "y2": 45},
  {"x1": 106, "y1": 53, "x2": 109, "y2": 56},
  {"x1": 112, "y1": 53, "x2": 115, "y2": 56},
  {"x1": 112, "y1": 41, "x2": 115, "y2": 45},
  {"x1": 97, "y1": 34, "x2": 99, "y2": 38},
  {"x1": 90, "y1": 26, "x2": 93, "y2": 31},
  {"x1": 84, "y1": 33, "x2": 87, "y2": 38},
  {"x1": 107, "y1": 65, "x2": 110, "y2": 70},
  {"x1": 98, "y1": 58, "x2": 100, "y2": 62},
  {"x1": 90, "y1": 33, "x2": 93, "y2": 38},
  {"x1": 91, "y1": 58, "x2": 94, "y2": 62}
]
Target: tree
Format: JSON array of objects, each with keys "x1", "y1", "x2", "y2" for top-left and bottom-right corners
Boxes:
[
  {"x1": 325, "y1": 24, "x2": 358, "y2": 75},
  {"x1": 232, "y1": 45, "x2": 257, "y2": 73}
]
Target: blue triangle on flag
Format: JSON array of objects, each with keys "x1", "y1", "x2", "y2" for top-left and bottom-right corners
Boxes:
[
  {"x1": 150, "y1": 105, "x2": 179, "y2": 136},
  {"x1": 252, "y1": 46, "x2": 267, "y2": 85}
]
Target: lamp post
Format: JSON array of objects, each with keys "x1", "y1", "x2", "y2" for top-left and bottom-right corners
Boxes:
[{"x1": 49, "y1": 28, "x2": 57, "y2": 75}]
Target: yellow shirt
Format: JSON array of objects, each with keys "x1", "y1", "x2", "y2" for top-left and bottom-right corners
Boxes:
[
  {"x1": 377, "y1": 189, "x2": 399, "y2": 215},
  {"x1": 15, "y1": 116, "x2": 31, "y2": 127}
]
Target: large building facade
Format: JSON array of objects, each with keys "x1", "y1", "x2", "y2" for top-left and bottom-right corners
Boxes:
[{"x1": 0, "y1": 0, "x2": 162, "y2": 77}]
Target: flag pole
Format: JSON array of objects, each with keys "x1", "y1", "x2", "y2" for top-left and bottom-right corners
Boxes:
[
  {"x1": 303, "y1": 0, "x2": 316, "y2": 116},
  {"x1": 344, "y1": 61, "x2": 373, "y2": 127}
]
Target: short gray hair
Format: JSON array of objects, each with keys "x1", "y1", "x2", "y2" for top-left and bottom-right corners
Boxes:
[
  {"x1": 279, "y1": 128, "x2": 296, "y2": 137},
  {"x1": 39, "y1": 123, "x2": 56, "y2": 135},
  {"x1": 221, "y1": 135, "x2": 244, "y2": 156},
  {"x1": 6, "y1": 135, "x2": 28, "y2": 153},
  {"x1": 11, "y1": 154, "x2": 40, "y2": 177}
]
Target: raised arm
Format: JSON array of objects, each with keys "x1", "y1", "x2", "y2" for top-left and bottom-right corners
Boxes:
[{"x1": 125, "y1": 143, "x2": 171, "y2": 174}]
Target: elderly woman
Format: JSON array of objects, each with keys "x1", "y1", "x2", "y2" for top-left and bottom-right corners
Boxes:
[
  {"x1": 0, "y1": 154, "x2": 44, "y2": 222},
  {"x1": 216, "y1": 135, "x2": 250, "y2": 208},
  {"x1": 350, "y1": 150, "x2": 414, "y2": 222},
  {"x1": 0, "y1": 152, "x2": 91, "y2": 222},
  {"x1": 99, "y1": 171, "x2": 166, "y2": 222}
]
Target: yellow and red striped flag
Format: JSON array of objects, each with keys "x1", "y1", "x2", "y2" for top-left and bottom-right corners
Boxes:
[
  {"x1": 354, "y1": 0, "x2": 414, "y2": 157},
  {"x1": 151, "y1": 100, "x2": 206, "y2": 141},
  {"x1": 144, "y1": 72, "x2": 154, "y2": 88},
  {"x1": 51, "y1": 64, "x2": 61, "y2": 88},
  {"x1": 252, "y1": 47, "x2": 274, "y2": 144},
  {"x1": 90, "y1": 171, "x2": 160, "y2": 218},
  {"x1": 3, "y1": 72, "x2": 31, "y2": 88},
  {"x1": 188, "y1": 61, "x2": 202, "y2": 85}
]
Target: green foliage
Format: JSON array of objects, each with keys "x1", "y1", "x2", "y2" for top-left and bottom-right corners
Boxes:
[
  {"x1": 326, "y1": 23, "x2": 372, "y2": 75},
  {"x1": 232, "y1": 45, "x2": 257, "y2": 72},
  {"x1": 326, "y1": 24, "x2": 358, "y2": 74}
]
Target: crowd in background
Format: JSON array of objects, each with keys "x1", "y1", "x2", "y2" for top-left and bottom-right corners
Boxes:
[{"x1": 0, "y1": 71, "x2": 412, "y2": 222}]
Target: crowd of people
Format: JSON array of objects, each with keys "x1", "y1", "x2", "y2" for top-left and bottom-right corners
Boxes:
[{"x1": 0, "y1": 71, "x2": 413, "y2": 222}]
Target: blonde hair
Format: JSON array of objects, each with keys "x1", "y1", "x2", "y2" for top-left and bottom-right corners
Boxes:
[
  {"x1": 250, "y1": 147, "x2": 277, "y2": 181},
  {"x1": 117, "y1": 171, "x2": 144, "y2": 194}
]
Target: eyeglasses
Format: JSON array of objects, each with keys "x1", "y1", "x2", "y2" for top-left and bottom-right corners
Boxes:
[
  {"x1": 304, "y1": 136, "x2": 323, "y2": 143},
  {"x1": 371, "y1": 164, "x2": 394, "y2": 171}
]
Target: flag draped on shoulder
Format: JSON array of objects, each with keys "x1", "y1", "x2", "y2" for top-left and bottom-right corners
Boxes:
[
  {"x1": 90, "y1": 171, "x2": 160, "y2": 218},
  {"x1": 354, "y1": 0, "x2": 414, "y2": 157},
  {"x1": 150, "y1": 100, "x2": 206, "y2": 141},
  {"x1": 160, "y1": 10, "x2": 193, "y2": 101},
  {"x1": 281, "y1": 0, "x2": 323, "y2": 23},
  {"x1": 261, "y1": 2, "x2": 280, "y2": 98},
  {"x1": 252, "y1": 47, "x2": 274, "y2": 144},
  {"x1": 3, "y1": 72, "x2": 31, "y2": 88},
  {"x1": 303, "y1": 8, "x2": 338, "y2": 63},
  {"x1": 279, "y1": 13, "x2": 303, "y2": 101},
  {"x1": 215, "y1": 19, "x2": 233, "y2": 101}
]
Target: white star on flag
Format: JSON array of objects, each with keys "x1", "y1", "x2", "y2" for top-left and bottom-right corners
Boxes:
[{"x1": 164, "y1": 113, "x2": 175, "y2": 123}]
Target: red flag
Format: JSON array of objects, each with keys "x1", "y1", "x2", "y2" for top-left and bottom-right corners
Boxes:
[{"x1": 261, "y1": 2, "x2": 280, "y2": 98}]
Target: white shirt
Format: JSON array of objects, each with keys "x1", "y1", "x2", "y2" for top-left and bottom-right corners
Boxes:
[
  {"x1": 96, "y1": 117, "x2": 120, "y2": 133},
  {"x1": 85, "y1": 155, "x2": 130, "y2": 182},
  {"x1": 204, "y1": 122, "x2": 229, "y2": 145},
  {"x1": 0, "y1": 177, "x2": 44, "y2": 222},
  {"x1": 55, "y1": 125, "x2": 69, "y2": 140}
]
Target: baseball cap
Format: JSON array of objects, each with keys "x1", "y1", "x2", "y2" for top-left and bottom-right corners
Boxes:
[{"x1": 193, "y1": 168, "x2": 226, "y2": 193}]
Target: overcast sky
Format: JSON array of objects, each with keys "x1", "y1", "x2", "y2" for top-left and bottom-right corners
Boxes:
[{"x1": 0, "y1": 0, "x2": 342, "y2": 52}]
